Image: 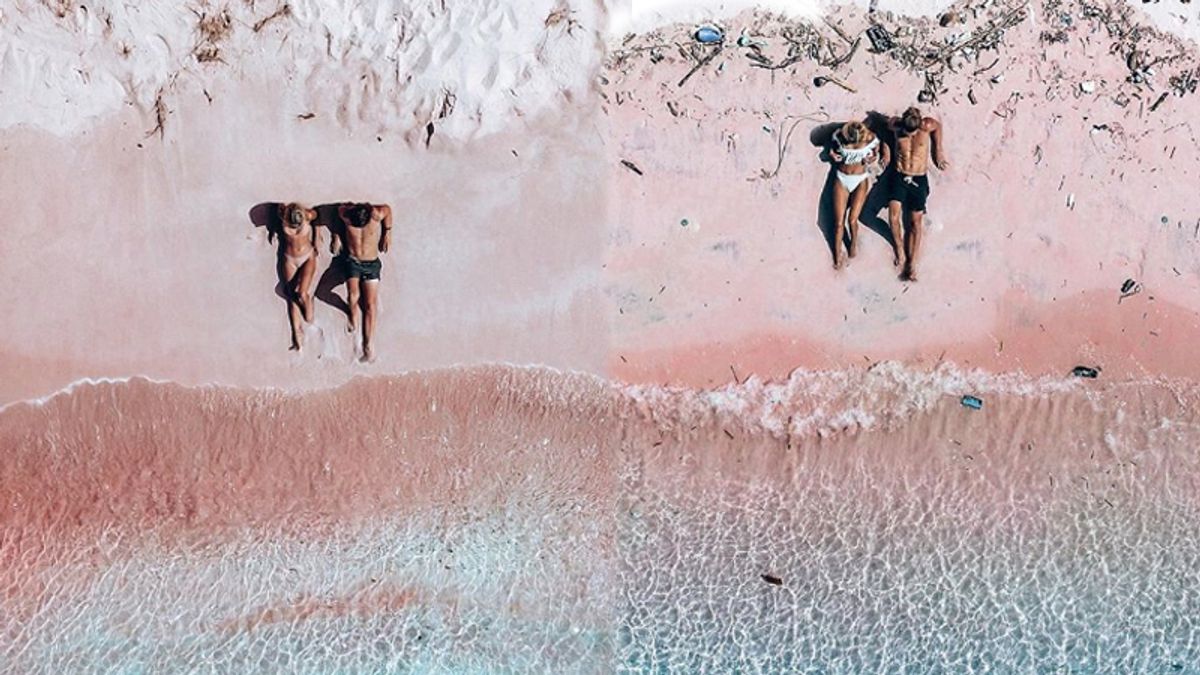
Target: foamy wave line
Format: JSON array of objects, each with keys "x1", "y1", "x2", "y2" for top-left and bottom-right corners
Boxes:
[
  {"x1": 6, "y1": 361, "x2": 1193, "y2": 439},
  {"x1": 621, "y1": 360, "x2": 1083, "y2": 438},
  {"x1": 0, "y1": 362, "x2": 611, "y2": 414},
  {"x1": 0, "y1": 375, "x2": 171, "y2": 414}
]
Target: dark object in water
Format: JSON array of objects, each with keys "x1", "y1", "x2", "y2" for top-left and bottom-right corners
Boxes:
[
  {"x1": 961, "y1": 395, "x2": 983, "y2": 410},
  {"x1": 1121, "y1": 278, "x2": 1137, "y2": 294},
  {"x1": 761, "y1": 574, "x2": 783, "y2": 586},
  {"x1": 1071, "y1": 366, "x2": 1100, "y2": 378},
  {"x1": 866, "y1": 25, "x2": 895, "y2": 52},
  {"x1": 620, "y1": 159, "x2": 643, "y2": 176}
]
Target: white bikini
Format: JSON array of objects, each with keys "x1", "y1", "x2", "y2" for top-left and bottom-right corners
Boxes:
[{"x1": 834, "y1": 135, "x2": 878, "y2": 192}]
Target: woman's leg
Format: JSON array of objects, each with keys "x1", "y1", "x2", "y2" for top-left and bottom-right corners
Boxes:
[
  {"x1": 295, "y1": 254, "x2": 318, "y2": 323},
  {"x1": 282, "y1": 259, "x2": 302, "y2": 350},
  {"x1": 847, "y1": 179, "x2": 869, "y2": 260},
  {"x1": 831, "y1": 177, "x2": 849, "y2": 269}
]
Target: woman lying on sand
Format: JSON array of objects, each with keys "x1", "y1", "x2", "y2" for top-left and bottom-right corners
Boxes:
[
  {"x1": 275, "y1": 203, "x2": 320, "y2": 351},
  {"x1": 828, "y1": 121, "x2": 887, "y2": 270}
]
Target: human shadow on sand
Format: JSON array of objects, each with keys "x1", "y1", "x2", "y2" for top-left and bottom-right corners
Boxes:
[
  {"x1": 311, "y1": 202, "x2": 352, "y2": 319},
  {"x1": 810, "y1": 118, "x2": 898, "y2": 266},
  {"x1": 248, "y1": 202, "x2": 295, "y2": 306},
  {"x1": 250, "y1": 201, "x2": 353, "y2": 318}
]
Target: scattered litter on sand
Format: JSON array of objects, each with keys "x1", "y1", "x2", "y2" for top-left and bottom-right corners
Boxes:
[
  {"x1": 1071, "y1": 366, "x2": 1100, "y2": 378},
  {"x1": 813, "y1": 75, "x2": 856, "y2": 92},
  {"x1": 621, "y1": 159, "x2": 644, "y2": 175},
  {"x1": 1119, "y1": 278, "x2": 1142, "y2": 302},
  {"x1": 694, "y1": 25, "x2": 724, "y2": 44},
  {"x1": 961, "y1": 395, "x2": 984, "y2": 410}
]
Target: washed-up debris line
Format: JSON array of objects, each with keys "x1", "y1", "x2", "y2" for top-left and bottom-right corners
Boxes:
[
  {"x1": 603, "y1": 0, "x2": 1199, "y2": 115},
  {"x1": 1040, "y1": 0, "x2": 1199, "y2": 110}
]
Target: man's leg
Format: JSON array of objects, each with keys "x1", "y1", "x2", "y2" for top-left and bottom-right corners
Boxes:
[
  {"x1": 847, "y1": 181, "x2": 869, "y2": 259},
  {"x1": 831, "y1": 180, "x2": 849, "y2": 269},
  {"x1": 888, "y1": 201, "x2": 905, "y2": 270},
  {"x1": 346, "y1": 276, "x2": 361, "y2": 333},
  {"x1": 906, "y1": 210, "x2": 925, "y2": 281},
  {"x1": 360, "y1": 279, "x2": 380, "y2": 362}
]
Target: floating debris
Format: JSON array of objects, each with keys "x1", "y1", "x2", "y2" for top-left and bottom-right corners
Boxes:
[
  {"x1": 961, "y1": 395, "x2": 984, "y2": 410},
  {"x1": 761, "y1": 574, "x2": 783, "y2": 586}
]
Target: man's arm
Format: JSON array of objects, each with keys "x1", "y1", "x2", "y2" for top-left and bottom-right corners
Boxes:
[
  {"x1": 926, "y1": 117, "x2": 949, "y2": 170},
  {"x1": 874, "y1": 131, "x2": 891, "y2": 169},
  {"x1": 378, "y1": 204, "x2": 392, "y2": 253}
]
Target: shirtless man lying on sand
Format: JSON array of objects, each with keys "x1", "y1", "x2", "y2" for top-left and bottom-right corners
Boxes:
[
  {"x1": 330, "y1": 202, "x2": 392, "y2": 362},
  {"x1": 886, "y1": 106, "x2": 949, "y2": 281},
  {"x1": 276, "y1": 203, "x2": 319, "y2": 351}
]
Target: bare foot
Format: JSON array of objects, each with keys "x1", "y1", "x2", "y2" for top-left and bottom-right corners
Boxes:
[
  {"x1": 347, "y1": 316, "x2": 357, "y2": 333},
  {"x1": 848, "y1": 244, "x2": 858, "y2": 259},
  {"x1": 289, "y1": 336, "x2": 302, "y2": 351},
  {"x1": 903, "y1": 265, "x2": 918, "y2": 282},
  {"x1": 360, "y1": 346, "x2": 375, "y2": 363},
  {"x1": 833, "y1": 255, "x2": 844, "y2": 270},
  {"x1": 894, "y1": 252, "x2": 906, "y2": 269}
]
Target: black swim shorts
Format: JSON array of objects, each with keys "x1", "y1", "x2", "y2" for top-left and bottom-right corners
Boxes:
[
  {"x1": 340, "y1": 255, "x2": 382, "y2": 281},
  {"x1": 887, "y1": 172, "x2": 930, "y2": 212}
]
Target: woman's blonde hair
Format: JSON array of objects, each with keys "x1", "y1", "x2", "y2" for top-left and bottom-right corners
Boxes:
[
  {"x1": 284, "y1": 203, "x2": 306, "y2": 225},
  {"x1": 839, "y1": 121, "x2": 869, "y2": 145}
]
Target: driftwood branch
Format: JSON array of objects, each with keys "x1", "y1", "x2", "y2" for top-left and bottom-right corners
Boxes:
[{"x1": 677, "y1": 44, "x2": 724, "y2": 88}]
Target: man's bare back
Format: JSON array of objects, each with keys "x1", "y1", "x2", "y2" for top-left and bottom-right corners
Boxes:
[{"x1": 335, "y1": 204, "x2": 392, "y2": 261}]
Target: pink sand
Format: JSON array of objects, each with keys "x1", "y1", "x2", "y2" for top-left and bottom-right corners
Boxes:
[
  {"x1": 2, "y1": 3, "x2": 1200, "y2": 404},
  {"x1": 603, "y1": 4, "x2": 1200, "y2": 386}
]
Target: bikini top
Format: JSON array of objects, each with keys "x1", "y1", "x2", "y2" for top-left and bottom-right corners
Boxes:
[{"x1": 834, "y1": 134, "x2": 878, "y2": 165}]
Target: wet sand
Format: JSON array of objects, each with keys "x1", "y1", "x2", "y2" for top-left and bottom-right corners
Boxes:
[{"x1": 4, "y1": 0, "x2": 1200, "y2": 671}]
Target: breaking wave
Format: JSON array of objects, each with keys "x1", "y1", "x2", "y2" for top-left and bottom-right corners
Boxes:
[{"x1": 3, "y1": 364, "x2": 1199, "y2": 672}]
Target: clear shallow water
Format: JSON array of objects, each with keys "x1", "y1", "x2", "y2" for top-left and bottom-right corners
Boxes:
[{"x1": 2, "y1": 366, "x2": 1199, "y2": 672}]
